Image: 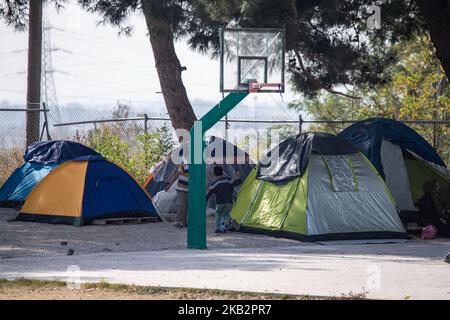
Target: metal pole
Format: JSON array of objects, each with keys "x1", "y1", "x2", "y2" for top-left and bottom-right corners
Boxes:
[
  {"x1": 299, "y1": 114, "x2": 303, "y2": 134},
  {"x1": 40, "y1": 120, "x2": 45, "y2": 142},
  {"x1": 188, "y1": 92, "x2": 249, "y2": 249},
  {"x1": 43, "y1": 102, "x2": 51, "y2": 141},
  {"x1": 143, "y1": 113, "x2": 149, "y2": 168},
  {"x1": 256, "y1": 129, "x2": 260, "y2": 161},
  {"x1": 39, "y1": 103, "x2": 51, "y2": 141},
  {"x1": 144, "y1": 113, "x2": 149, "y2": 134},
  {"x1": 224, "y1": 114, "x2": 229, "y2": 141}
]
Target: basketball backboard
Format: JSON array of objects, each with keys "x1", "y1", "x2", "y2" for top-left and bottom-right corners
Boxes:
[{"x1": 220, "y1": 28, "x2": 285, "y2": 93}]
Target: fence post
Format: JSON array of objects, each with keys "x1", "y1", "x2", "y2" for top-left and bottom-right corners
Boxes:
[
  {"x1": 40, "y1": 102, "x2": 52, "y2": 141},
  {"x1": 144, "y1": 113, "x2": 149, "y2": 134},
  {"x1": 143, "y1": 113, "x2": 149, "y2": 169},
  {"x1": 299, "y1": 114, "x2": 303, "y2": 134},
  {"x1": 224, "y1": 114, "x2": 229, "y2": 141}
]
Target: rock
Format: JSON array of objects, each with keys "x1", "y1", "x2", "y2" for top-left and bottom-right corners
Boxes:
[{"x1": 67, "y1": 249, "x2": 75, "y2": 256}]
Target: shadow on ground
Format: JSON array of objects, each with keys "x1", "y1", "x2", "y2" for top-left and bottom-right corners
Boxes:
[{"x1": 0, "y1": 208, "x2": 301, "y2": 258}]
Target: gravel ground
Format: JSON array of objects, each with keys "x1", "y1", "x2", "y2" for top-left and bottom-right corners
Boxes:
[{"x1": 0, "y1": 208, "x2": 304, "y2": 259}]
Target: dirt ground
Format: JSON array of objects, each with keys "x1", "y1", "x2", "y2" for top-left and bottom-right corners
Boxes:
[
  {"x1": 0, "y1": 279, "x2": 333, "y2": 300},
  {"x1": 2, "y1": 207, "x2": 450, "y2": 299},
  {"x1": 0, "y1": 208, "x2": 303, "y2": 259}
]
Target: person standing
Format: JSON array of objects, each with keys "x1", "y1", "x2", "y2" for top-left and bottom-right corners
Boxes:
[
  {"x1": 206, "y1": 166, "x2": 242, "y2": 233},
  {"x1": 173, "y1": 164, "x2": 189, "y2": 228}
]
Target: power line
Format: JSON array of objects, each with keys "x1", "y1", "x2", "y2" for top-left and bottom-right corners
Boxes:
[
  {"x1": 57, "y1": 75, "x2": 159, "y2": 95},
  {"x1": 55, "y1": 93, "x2": 160, "y2": 104},
  {"x1": 0, "y1": 71, "x2": 26, "y2": 77},
  {"x1": 50, "y1": 27, "x2": 152, "y2": 55},
  {"x1": 54, "y1": 69, "x2": 159, "y2": 90},
  {"x1": 0, "y1": 49, "x2": 27, "y2": 55},
  {"x1": 53, "y1": 50, "x2": 156, "y2": 76}
]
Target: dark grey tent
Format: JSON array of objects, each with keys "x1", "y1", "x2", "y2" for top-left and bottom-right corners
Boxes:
[{"x1": 144, "y1": 137, "x2": 254, "y2": 221}]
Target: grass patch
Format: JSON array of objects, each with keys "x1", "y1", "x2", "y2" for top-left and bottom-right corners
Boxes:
[
  {"x1": 0, "y1": 278, "x2": 366, "y2": 300},
  {"x1": 0, "y1": 278, "x2": 67, "y2": 289},
  {"x1": 83, "y1": 280, "x2": 306, "y2": 299}
]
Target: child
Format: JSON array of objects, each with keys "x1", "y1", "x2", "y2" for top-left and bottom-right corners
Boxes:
[{"x1": 206, "y1": 166, "x2": 242, "y2": 233}]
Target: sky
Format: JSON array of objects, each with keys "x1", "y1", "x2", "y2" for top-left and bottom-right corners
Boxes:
[{"x1": 0, "y1": 1, "x2": 298, "y2": 120}]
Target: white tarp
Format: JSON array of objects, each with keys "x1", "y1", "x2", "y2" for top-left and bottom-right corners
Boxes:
[{"x1": 152, "y1": 184, "x2": 179, "y2": 222}]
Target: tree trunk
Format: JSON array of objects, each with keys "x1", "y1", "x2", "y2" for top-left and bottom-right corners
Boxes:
[
  {"x1": 25, "y1": 0, "x2": 43, "y2": 147},
  {"x1": 415, "y1": 0, "x2": 450, "y2": 81},
  {"x1": 141, "y1": 0, "x2": 197, "y2": 132}
]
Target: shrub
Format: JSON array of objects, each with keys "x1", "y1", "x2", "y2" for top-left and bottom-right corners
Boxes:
[{"x1": 83, "y1": 123, "x2": 174, "y2": 184}]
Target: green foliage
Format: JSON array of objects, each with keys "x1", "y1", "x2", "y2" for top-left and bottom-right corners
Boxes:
[
  {"x1": 87, "y1": 127, "x2": 131, "y2": 167},
  {"x1": 131, "y1": 125, "x2": 175, "y2": 182},
  {"x1": 193, "y1": 0, "x2": 426, "y2": 97},
  {"x1": 77, "y1": 104, "x2": 175, "y2": 184},
  {"x1": 0, "y1": 0, "x2": 67, "y2": 31},
  {"x1": 84, "y1": 125, "x2": 174, "y2": 184}
]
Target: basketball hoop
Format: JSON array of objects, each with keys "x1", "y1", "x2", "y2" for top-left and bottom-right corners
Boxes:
[
  {"x1": 187, "y1": 28, "x2": 286, "y2": 250},
  {"x1": 220, "y1": 28, "x2": 285, "y2": 94},
  {"x1": 248, "y1": 82, "x2": 284, "y2": 93}
]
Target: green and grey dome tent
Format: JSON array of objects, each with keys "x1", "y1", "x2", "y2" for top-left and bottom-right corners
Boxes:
[{"x1": 231, "y1": 132, "x2": 407, "y2": 241}]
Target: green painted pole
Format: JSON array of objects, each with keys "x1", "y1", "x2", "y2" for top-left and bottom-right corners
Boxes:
[
  {"x1": 187, "y1": 121, "x2": 207, "y2": 249},
  {"x1": 187, "y1": 92, "x2": 249, "y2": 249}
]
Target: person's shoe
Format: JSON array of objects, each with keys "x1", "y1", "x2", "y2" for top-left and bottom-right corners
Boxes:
[
  {"x1": 445, "y1": 252, "x2": 450, "y2": 264},
  {"x1": 173, "y1": 222, "x2": 186, "y2": 228},
  {"x1": 214, "y1": 229, "x2": 221, "y2": 234}
]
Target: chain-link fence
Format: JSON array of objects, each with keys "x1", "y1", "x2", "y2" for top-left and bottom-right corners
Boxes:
[
  {"x1": 0, "y1": 106, "x2": 52, "y2": 186},
  {"x1": 1, "y1": 104, "x2": 449, "y2": 185}
]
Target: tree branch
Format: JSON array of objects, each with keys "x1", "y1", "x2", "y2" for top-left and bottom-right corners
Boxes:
[
  {"x1": 294, "y1": 49, "x2": 361, "y2": 99},
  {"x1": 325, "y1": 88, "x2": 362, "y2": 99}
]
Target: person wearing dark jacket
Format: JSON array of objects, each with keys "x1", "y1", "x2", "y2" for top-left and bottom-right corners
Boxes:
[
  {"x1": 206, "y1": 166, "x2": 242, "y2": 233},
  {"x1": 417, "y1": 180, "x2": 450, "y2": 237}
]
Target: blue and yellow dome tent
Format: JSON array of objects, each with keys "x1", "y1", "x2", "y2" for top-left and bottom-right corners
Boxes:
[
  {"x1": 16, "y1": 156, "x2": 159, "y2": 226},
  {"x1": 0, "y1": 141, "x2": 101, "y2": 207}
]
